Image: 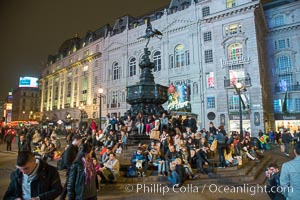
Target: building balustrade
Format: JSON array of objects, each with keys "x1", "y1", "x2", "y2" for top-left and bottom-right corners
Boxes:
[
  {"x1": 224, "y1": 77, "x2": 251, "y2": 88},
  {"x1": 275, "y1": 84, "x2": 300, "y2": 92}
]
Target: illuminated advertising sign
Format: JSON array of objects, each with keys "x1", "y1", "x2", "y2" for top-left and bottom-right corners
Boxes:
[
  {"x1": 168, "y1": 82, "x2": 191, "y2": 112},
  {"x1": 19, "y1": 77, "x2": 38, "y2": 88}
]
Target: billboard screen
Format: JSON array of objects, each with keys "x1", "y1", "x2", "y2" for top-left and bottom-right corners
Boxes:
[
  {"x1": 168, "y1": 82, "x2": 191, "y2": 112},
  {"x1": 19, "y1": 77, "x2": 38, "y2": 88}
]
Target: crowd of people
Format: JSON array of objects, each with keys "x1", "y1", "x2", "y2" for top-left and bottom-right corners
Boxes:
[{"x1": 1, "y1": 112, "x2": 300, "y2": 199}]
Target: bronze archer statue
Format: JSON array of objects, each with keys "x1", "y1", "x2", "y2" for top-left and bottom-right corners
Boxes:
[{"x1": 137, "y1": 18, "x2": 163, "y2": 48}]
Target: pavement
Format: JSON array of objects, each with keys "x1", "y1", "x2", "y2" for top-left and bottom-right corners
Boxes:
[{"x1": 0, "y1": 138, "x2": 295, "y2": 200}]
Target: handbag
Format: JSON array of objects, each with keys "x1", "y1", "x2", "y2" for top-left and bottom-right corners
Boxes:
[{"x1": 210, "y1": 140, "x2": 217, "y2": 151}]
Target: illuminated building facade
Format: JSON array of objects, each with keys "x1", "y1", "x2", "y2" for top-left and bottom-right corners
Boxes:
[
  {"x1": 39, "y1": 0, "x2": 299, "y2": 135},
  {"x1": 265, "y1": 0, "x2": 300, "y2": 132}
]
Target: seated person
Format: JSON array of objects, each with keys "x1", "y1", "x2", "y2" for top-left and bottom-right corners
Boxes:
[
  {"x1": 102, "y1": 153, "x2": 120, "y2": 182},
  {"x1": 168, "y1": 158, "x2": 186, "y2": 187},
  {"x1": 242, "y1": 139, "x2": 260, "y2": 162},
  {"x1": 131, "y1": 147, "x2": 147, "y2": 176},
  {"x1": 164, "y1": 145, "x2": 180, "y2": 173},
  {"x1": 44, "y1": 143, "x2": 56, "y2": 161},
  {"x1": 180, "y1": 147, "x2": 197, "y2": 179},
  {"x1": 100, "y1": 148, "x2": 112, "y2": 166},
  {"x1": 148, "y1": 142, "x2": 166, "y2": 176},
  {"x1": 186, "y1": 137, "x2": 197, "y2": 152},
  {"x1": 224, "y1": 143, "x2": 239, "y2": 167},
  {"x1": 195, "y1": 144, "x2": 211, "y2": 174}
]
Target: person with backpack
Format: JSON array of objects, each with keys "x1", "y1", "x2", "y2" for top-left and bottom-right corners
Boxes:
[{"x1": 59, "y1": 135, "x2": 82, "y2": 200}]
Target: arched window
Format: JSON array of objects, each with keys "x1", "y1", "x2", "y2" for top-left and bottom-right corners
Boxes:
[
  {"x1": 153, "y1": 51, "x2": 161, "y2": 72},
  {"x1": 175, "y1": 44, "x2": 185, "y2": 68},
  {"x1": 228, "y1": 43, "x2": 243, "y2": 61},
  {"x1": 112, "y1": 62, "x2": 120, "y2": 80},
  {"x1": 129, "y1": 57, "x2": 136, "y2": 77}
]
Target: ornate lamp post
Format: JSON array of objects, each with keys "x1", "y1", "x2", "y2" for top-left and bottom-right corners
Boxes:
[
  {"x1": 234, "y1": 82, "x2": 244, "y2": 139},
  {"x1": 78, "y1": 103, "x2": 85, "y2": 129},
  {"x1": 98, "y1": 88, "x2": 105, "y2": 130}
]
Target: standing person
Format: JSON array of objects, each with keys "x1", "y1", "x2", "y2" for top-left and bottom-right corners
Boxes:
[
  {"x1": 18, "y1": 134, "x2": 32, "y2": 152},
  {"x1": 216, "y1": 125, "x2": 227, "y2": 168},
  {"x1": 67, "y1": 143, "x2": 98, "y2": 200},
  {"x1": 60, "y1": 135, "x2": 82, "y2": 200},
  {"x1": 90, "y1": 119, "x2": 98, "y2": 133},
  {"x1": 4, "y1": 151, "x2": 63, "y2": 200},
  {"x1": 282, "y1": 129, "x2": 291, "y2": 157},
  {"x1": 280, "y1": 143, "x2": 300, "y2": 200},
  {"x1": 209, "y1": 122, "x2": 217, "y2": 136},
  {"x1": 265, "y1": 163, "x2": 285, "y2": 200},
  {"x1": 4, "y1": 128, "x2": 15, "y2": 151},
  {"x1": 160, "y1": 112, "x2": 169, "y2": 134},
  {"x1": 293, "y1": 131, "x2": 299, "y2": 146}
]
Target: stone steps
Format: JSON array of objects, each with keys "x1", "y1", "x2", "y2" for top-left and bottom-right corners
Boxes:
[{"x1": 113, "y1": 155, "x2": 270, "y2": 186}]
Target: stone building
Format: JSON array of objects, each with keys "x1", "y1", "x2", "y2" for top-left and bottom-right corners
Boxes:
[
  {"x1": 264, "y1": 0, "x2": 300, "y2": 132},
  {"x1": 39, "y1": 0, "x2": 299, "y2": 135}
]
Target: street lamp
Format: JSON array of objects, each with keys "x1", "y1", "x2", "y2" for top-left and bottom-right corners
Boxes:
[
  {"x1": 79, "y1": 103, "x2": 85, "y2": 129},
  {"x1": 29, "y1": 111, "x2": 33, "y2": 120},
  {"x1": 98, "y1": 88, "x2": 105, "y2": 130},
  {"x1": 234, "y1": 82, "x2": 244, "y2": 139},
  {"x1": 22, "y1": 111, "x2": 25, "y2": 120}
]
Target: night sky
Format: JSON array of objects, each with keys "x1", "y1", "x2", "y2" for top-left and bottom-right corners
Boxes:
[{"x1": 0, "y1": 0, "x2": 272, "y2": 100}]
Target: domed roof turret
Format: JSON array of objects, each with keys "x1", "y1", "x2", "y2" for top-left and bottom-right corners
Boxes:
[{"x1": 58, "y1": 33, "x2": 81, "y2": 55}]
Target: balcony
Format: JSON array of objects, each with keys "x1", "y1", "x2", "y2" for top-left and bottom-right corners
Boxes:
[
  {"x1": 224, "y1": 77, "x2": 251, "y2": 88},
  {"x1": 275, "y1": 84, "x2": 300, "y2": 92},
  {"x1": 221, "y1": 56, "x2": 250, "y2": 68}
]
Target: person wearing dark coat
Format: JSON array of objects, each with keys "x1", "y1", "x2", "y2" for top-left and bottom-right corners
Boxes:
[
  {"x1": 18, "y1": 134, "x2": 31, "y2": 152},
  {"x1": 67, "y1": 143, "x2": 98, "y2": 200},
  {"x1": 168, "y1": 158, "x2": 186, "y2": 187},
  {"x1": 60, "y1": 135, "x2": 82, "y2": 200},
  {"x1": 4, "y1": 151, "x2": 63, "y2": 200},
  {"x1": 4, "y1": 129, "x2": 15, "y2": 151}
]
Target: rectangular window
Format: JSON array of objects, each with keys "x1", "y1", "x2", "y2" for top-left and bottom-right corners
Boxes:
[
  {"x1": 295, "y1": 98, "x2": 300, "y2": 112},
  {"x1": 207, "y1": 97, "x2": 215, "y2": 109},
  {"x1": 202, "y1": 7, "x2": 210, "y2": 17},
  {"x1": 226, "y1": 0, "x2": 236, "y2": 8},
  {"x1": 204, "y1": 50, "x2": 213, "y2": 63},
  {"x1": 278, "y1": 39, "x2": 286, "y2": 49},
  {"x1": 83, "y1": 65, "x2": 89, "y2": 71},
  {"x1": 229, "y1": 24, "x2": 238, "y2": 35},
  {"x1": 274, "y1": 15, "x2": 284, "y2": 27},
  {"x1": 94, "y1": 76, "x2": 98, "y2": 85},
  {"x1": 206, "y1": 72, "x2": 215, "y2": 88},
  {"x1": 229, "y1": 95, "x2": 239, "y2": 110},
  {"x1": 185, "y1": 51, "x2": 190, "y2": 66},
  {"x1": 169, "y1": 55, "x2": 174, "y2": 69},
  {"x1": 287, "y1": 99, "x2": 294, "y2": 112},
  {"x1": 204, "y1": 31, "x2": 212, "y2": 42}
]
